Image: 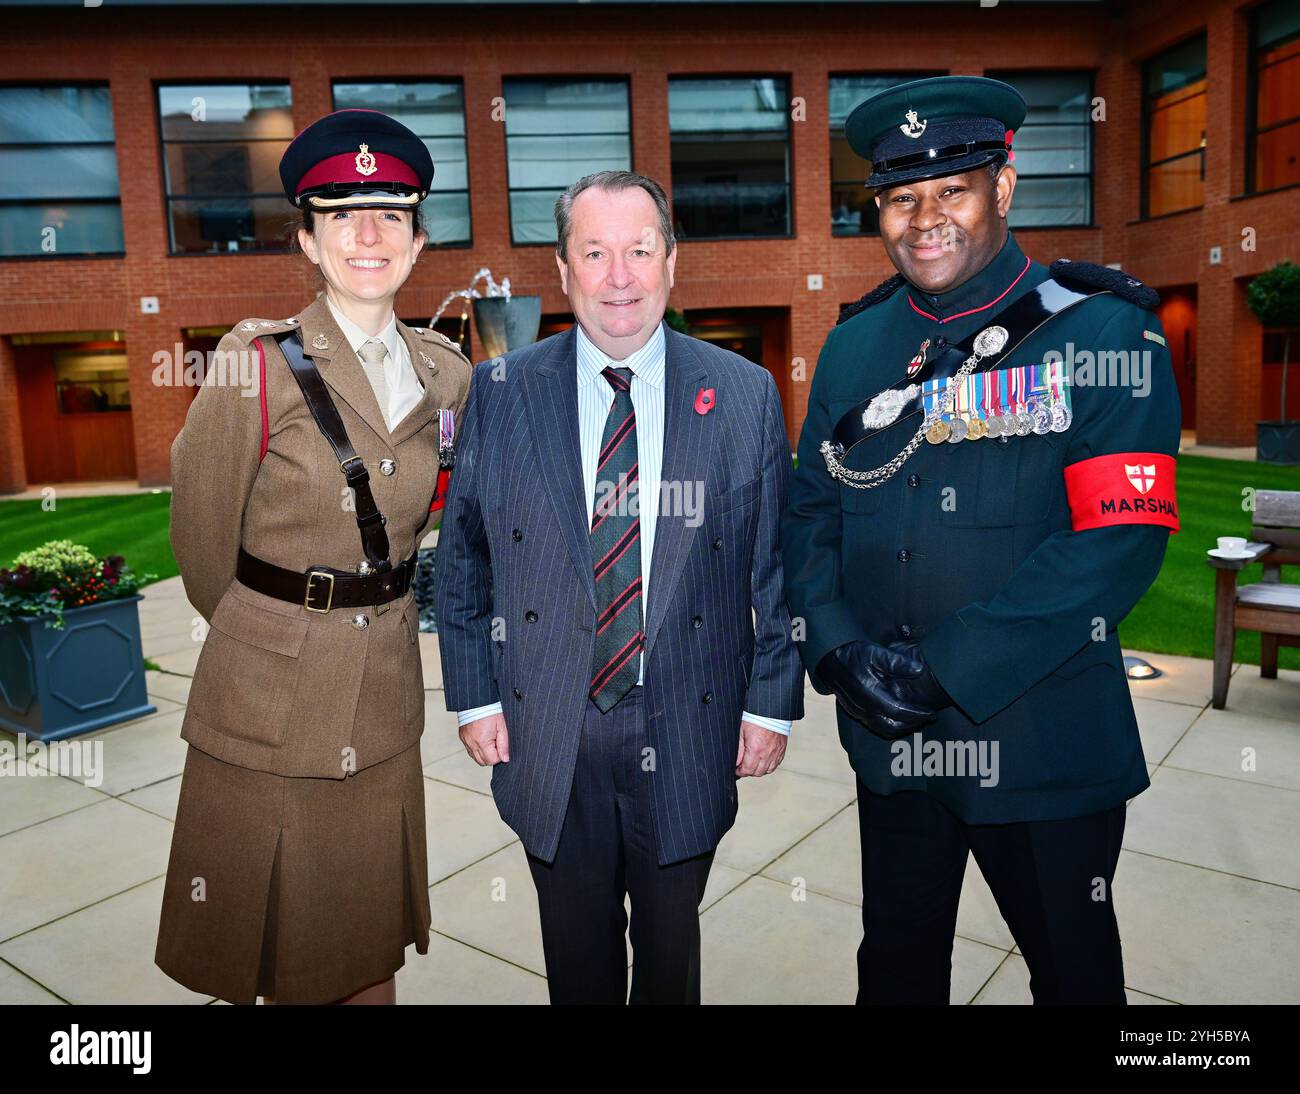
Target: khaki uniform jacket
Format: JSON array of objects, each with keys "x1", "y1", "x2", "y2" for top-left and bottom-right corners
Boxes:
[{"x1": 170, "y1": 292, "x2": 472, "y2": 779}]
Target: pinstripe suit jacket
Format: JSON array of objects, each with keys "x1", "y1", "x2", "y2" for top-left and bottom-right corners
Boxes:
[{"x1": 436, "y1": 322, "x2": 805, "y2": 865}]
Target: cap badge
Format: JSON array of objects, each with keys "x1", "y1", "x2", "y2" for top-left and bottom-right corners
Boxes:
[
  {"x1": 900, "y1": 108, "x2": 927, "y2": 139},
  {"x1": 354, "y1": 143, "x2": 377, "y2": 177}
]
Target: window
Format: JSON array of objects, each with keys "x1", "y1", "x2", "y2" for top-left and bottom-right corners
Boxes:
[
  {"x1": 829, "y1": 74, "x2": 939, "y2": 235},
  {"x1": 1248, "y1": 0, "x2": 1300, "y2": 193},
  {"x1": 55, "y1": 348, "x2": 131, "y2": 413},
  {"x1": 669, "y1": 77, "x2": 791, "y2": 238},
  {"x1": 157, "y1": 83, "x2": 294, "y2": 253},
  {"x1": 1142, "y1": 36, "x2": 1207, "y2": 217},
  {"x1": 333, "y1": 81, "x2": 471, "y2": 244},
  {"x1": 986, "y1": 72, "x2": 1093, "y2": 227},
  {"x1": 503, "y1": 78, "x2": 631, "y2": 244},
  {"x1": 0, "y1": 86, "x2": 123, "y2": 257}
]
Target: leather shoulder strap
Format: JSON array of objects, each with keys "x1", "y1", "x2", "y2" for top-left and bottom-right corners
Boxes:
[{"x1": 268, "y1": 330, "x2": 393, "y2": 572}]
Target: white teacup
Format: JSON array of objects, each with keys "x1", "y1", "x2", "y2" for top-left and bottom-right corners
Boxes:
[{"x1": 1217, "y1": 536, "x2": 1247, "y2": 556}]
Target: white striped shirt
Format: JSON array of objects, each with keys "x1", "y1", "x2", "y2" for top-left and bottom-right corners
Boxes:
[{"x1": 458, "y1": 319, "x2": 790, "y2": 736}]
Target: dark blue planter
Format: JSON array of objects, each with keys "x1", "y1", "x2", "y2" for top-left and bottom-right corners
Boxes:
[{"x1": 0, "y1": 595, "x2": 156, "y2": 741}]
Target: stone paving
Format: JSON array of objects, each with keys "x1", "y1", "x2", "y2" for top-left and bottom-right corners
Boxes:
[{"x1": 1, "y1": 574, "x2": 1297, "y2": 1004}]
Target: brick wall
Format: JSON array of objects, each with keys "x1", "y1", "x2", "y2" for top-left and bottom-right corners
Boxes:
[{"x1": 0, "y1": 0, "x2": 1296, "y2": 493}]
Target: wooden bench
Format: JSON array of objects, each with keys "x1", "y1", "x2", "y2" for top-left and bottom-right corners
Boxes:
[{"x1": 1208, "y1": 490, "x2": 1300, "y2": 709}]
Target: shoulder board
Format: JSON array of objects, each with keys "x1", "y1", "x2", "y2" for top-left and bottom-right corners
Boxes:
[
  {"x1": 227, "y1": 316, "x2": 301, "y2": 344},
  {"x1": 1050, "y1": 259, "x2": 1159, "y2": 311},
  {"x1": 837, "y1": 273, "x2": 906, "y2": 326},
  {"x1": 406, "y1": 324, "x2": 471, "y2": 369}
]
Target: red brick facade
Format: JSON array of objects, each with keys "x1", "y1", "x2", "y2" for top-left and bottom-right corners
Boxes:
[{"x1": 1, "y1": 0, "x2": 1296, "y2": 493}]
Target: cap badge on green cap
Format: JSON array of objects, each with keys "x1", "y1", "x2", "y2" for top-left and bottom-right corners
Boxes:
[{"x1": 900, "y1": 109, "x2": 927, "y2": 139}]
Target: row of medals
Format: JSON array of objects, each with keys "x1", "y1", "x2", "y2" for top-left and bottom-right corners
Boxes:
[{"x1": 924, "y1": 392, "x2": 1073, "y2": 445}]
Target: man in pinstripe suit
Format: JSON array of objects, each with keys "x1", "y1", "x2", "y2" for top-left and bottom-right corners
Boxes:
[{"x1": 436, "y1": 171, "x2": 804, "y2": 1004}]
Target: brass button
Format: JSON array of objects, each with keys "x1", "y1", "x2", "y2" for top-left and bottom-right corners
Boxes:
[
  {"x1": 352, "y1": 614, "x2": 369, "y2": 629},
  {"x1": 379, "y1": 458, "x2": 396, "y2": 476}
]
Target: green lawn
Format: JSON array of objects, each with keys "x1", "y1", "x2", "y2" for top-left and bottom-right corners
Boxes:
[
  {"x1": 0, "y1": 454, "x2": 1296, "y2": 666},
  {"x1": 0, "y1": 492, "x2": 177, "y2": 585},
  {"x1": 1119, "y1": 454, "x2": 1299, "y2": 670}
]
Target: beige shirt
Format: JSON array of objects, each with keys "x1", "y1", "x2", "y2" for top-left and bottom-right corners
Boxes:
[{"x1": 325, "y1": 294, "x2": 425, "y2": 432}]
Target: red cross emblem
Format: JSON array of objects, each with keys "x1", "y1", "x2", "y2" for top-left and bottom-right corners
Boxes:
[{"x1": 1125, "y1": 463, "x2": 1157, "y2": 494}]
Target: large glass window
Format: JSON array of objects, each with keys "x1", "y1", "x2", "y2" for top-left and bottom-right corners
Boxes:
[
  {"x1": 829, "y1": 73, "x2": 938, "y2": 235},
  {"x1": 55, "y1": 349, "x2": 131, "y2": 413},
  {"x1": 670, "y1": 77, "x2": 790, "y2": 239},
  {"x1": 987, "y1": 72, "x2": 1093, "y2": 227},
  {"x1": 158, "y1": 83, "x2": 295, "y2": 253},
  {"x1": 1249, "y1": 0, "x2": 1300, "y2": 193},
  {"x1": 0, "y1": 86, "x2": 123, "y2": 257},
  {"x1": 503, "y1": 78, "x2": 631, "y2": 245},
  {"x1": 1142, "y1": 36, "x2": 1207, "y2": 217},
  {"x1": 333, "y1": 81, "x2": 471, "y2": 244}
]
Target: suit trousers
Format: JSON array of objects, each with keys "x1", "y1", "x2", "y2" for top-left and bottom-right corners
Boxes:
[
  {"x1": 855, "y1": 779, "x2": 1127, "y2": 1005},
  {"x1": 525, "y1": 685, "x2": 715, "y2": 1004}
]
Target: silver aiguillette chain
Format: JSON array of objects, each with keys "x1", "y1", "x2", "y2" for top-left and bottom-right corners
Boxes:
[{"x1": 820, "y1": 324, "x2": 1009, "y2": 489}]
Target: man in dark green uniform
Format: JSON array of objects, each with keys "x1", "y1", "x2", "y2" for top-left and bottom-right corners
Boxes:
[{"x1": 782, "y1": 76, "x2": 1181, "y2": 1005}]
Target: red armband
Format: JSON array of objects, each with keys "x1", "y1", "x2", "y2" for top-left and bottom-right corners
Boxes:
[
  {"x1": 429, "y1": 467, "x2": 451, "y2": 513},
  {"x1": 1063, "y1": 452, "x2": 1179, "y2": 533},
  {"x1": 255, "y1": 338, "x2": 269, "y2": 463}
]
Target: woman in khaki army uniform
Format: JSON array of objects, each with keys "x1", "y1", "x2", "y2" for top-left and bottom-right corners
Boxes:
[{"x1": 154, "y1": 110, "x2": 471, "y2": 1005}]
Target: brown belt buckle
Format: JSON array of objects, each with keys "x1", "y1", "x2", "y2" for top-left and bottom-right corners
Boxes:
[{"x1": 304, "y1": 570, "x2": 335, "y2": 612}]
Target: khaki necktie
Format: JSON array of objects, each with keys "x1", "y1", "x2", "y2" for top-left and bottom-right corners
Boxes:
[{"x1": 357, "y1": 338, "x2": 392, "y2": 432}]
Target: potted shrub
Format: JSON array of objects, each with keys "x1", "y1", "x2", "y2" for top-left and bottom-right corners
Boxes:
[
  {"x1": 1247, "y1": 261, "x2": 1300, "y2": 465},
  {"x1": 0, "y1": 540, "x2": 156, "y2": 740}
]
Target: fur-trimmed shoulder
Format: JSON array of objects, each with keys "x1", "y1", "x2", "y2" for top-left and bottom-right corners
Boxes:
[
  {"x1": 1050, "y1": 259, "x2": 1160, "y2": 311},
  {"x1": 837, "y1": 273, "x2": 906, "y2": 325}
]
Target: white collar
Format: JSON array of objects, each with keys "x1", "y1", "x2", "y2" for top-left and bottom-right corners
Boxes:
[{"x1": 575, "y1": 320, "x2": 666, "y2": 390}]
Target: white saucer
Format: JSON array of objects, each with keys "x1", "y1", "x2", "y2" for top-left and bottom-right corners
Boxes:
[{"x1": 1207, "y1": 548, "x2": 1253, "y2": 559}]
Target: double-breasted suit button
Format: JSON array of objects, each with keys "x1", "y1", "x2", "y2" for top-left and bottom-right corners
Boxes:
[
  {"x1": 691, "y1": 616, "x2": 703, "y2": 629},
  {"x1": 712, "y1": 537, "x2": 723, "y2": 550},
  {"x1": 351, "y1": 614, "x2": 369, "y2": 629},
  {"x1": 525, "y1": 610, "x2": 538, "y2": 623},
  {"x1": 897, "y1": 548, "x2": 911, "y2": 563},
  {"x1": 702, "y1": 691, "x2": 713, "y2": 704},
  {"x1": 512, "y1": 688, "x2": 522, "y2": 701},
  {"x1": 379, "y1": 458, "x2": 396, "y2": 476},
  {"x1": 512, "y1": 529, "x2": 523, "y2": 542}
]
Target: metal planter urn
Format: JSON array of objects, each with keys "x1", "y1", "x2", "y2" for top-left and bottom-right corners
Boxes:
[
  {"x1": 0, "y1": 596, "x2": 156, "y2": 741},
  {"x1": 471, "y1": 295, "x2": 542, "y2": 360}
]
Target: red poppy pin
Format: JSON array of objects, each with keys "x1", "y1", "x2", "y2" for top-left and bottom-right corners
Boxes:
[{"x1": 695, "y1": 387, "x2": 716, "y2": 415}]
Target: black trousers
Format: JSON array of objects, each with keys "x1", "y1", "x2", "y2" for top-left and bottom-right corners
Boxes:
[
  {"x1": 526, "y1": 686, "x2": 715, "y2": 1004},
  {"x1": 856, "y1": 779, "x2": 1128, "y2": 1005}
]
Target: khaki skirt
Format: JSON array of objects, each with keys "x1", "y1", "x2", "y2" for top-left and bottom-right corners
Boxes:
[{"x1": 154, "y1": 741, "x2": 430, "y2": 1004}]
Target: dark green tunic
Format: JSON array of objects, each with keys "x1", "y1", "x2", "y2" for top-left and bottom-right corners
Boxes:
[{"x1": 782, "y1": 231, "x2": 1182, "y2": 823}]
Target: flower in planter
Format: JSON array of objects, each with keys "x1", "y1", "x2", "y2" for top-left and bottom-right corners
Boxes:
[{"x1": 0, "y1": 539, "x2": 156, "y2": 630}]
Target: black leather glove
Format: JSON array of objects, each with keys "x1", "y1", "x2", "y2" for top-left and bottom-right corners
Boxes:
[{"x1": 816, "y1": 640, "x2": 952, "y2": 740}]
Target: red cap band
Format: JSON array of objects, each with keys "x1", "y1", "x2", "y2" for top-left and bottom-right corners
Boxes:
[
  {"x1": 1064, "y1": 452, "x2": 1179, "y2": 533},
  {"x1": 296, "y1": 150, "x2": 421, "y2": 195}
]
